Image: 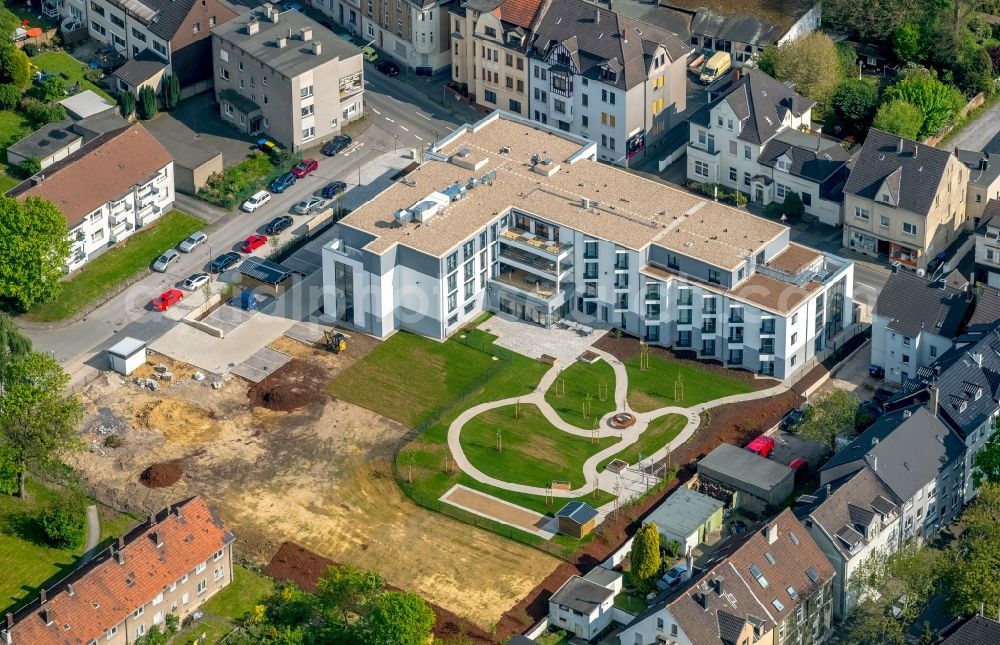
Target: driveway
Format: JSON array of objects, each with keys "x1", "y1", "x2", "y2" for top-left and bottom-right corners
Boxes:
[
  {"x1": 143, "y1": 93, "x2": 258, "y2": 168},
  {"x1": 946, "y1": 98, "x2": 1000, "y2": 153}
]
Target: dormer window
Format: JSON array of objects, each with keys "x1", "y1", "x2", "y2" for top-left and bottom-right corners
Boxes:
[
  {"x1": 881, "y1": 194, "x2": 891, "y2": 203},
  {"x1": 776, "y1": 159, "x2": 790, "y2": 172}
]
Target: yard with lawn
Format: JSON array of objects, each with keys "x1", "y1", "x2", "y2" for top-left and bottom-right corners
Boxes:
[
  {"x1": 172, "y1": 565, "x2": 275, "y2": 644},
  {"x1": 0, "y1": 110, "x2": 34, "y2": 192},
  {"x1": 625, "y1": 354, "x2": 754, "y2": 411},
  {"x1": 24, "y1": 210, "x2": 205, "y2": 322},
  {"x1": 460, "y1": 404, "x2": 616, "y2": 489},
  {"x1": 544, "y1": 358, "x2": 617, "y2": 427},
  {"x1": 31, "y1": 51, "x2": 113, "y2": 101},
  {"x1": 598, "y1": 413, "x2": 687, "y2": 472},
  {"x1": 0, "y1": 479, "x2": 137, "y2": 614}
]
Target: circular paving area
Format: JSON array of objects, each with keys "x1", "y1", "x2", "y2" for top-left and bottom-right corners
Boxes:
[{"x1": 609, "y1": 412, "x2": 636, "y2": 429}]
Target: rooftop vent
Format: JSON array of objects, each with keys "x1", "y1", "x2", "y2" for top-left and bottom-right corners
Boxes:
[
  {"x1": 765, "y1": 523, "x2": 778, "y2": 544},
  {"x1": 500, "y1": 146, "x2": 510, "y2": 154},
  {"x1": 277, "y1": 36, "x2": 287, "y2": 48},
  {"x1": 532, "y1": 158, "x2": 560, "y2": 177},
  {"x1": 394, "y1": 209, "x2": 412, "y2": 224},
  {"x1": 312, "y1": 40, "x2": 321, "y2": 55},
  {"x1": 456, "y1": 147, "x2": 470, "y2": 157},
  {"x1": 301, "y1": 26, "x2": 312, "y2": 41},
  {"x1": 246, "y1": 18, "x2": 259, "y2": 35}
]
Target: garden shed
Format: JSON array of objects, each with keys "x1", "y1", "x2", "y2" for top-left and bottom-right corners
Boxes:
[{"x1": 555, "y1": 501, "x2": 598, "y2": 539}]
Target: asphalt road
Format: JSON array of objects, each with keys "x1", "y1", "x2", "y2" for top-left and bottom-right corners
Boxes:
[{"x1": 945, "y1": 98, "x2": 1000, "y2": 153}]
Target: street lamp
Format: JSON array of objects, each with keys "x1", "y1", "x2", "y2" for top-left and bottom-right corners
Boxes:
[{"x1": 393, "y1": 133, "x2": 398, "y2": 153}]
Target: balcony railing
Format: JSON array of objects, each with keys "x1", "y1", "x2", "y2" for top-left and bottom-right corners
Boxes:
[
  {"x1": 499, "y1": 245, "x2": 572, "y2": 276},
  {"x1": 492, "y1": 268, "x2": 562, "y2": 300},
  {"x1": 501, "y1": 227, "x2": 572, "y2": 256}
]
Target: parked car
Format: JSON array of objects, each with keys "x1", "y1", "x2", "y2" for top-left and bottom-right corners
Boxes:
[
  {"x1": 241, "y1": 234, "x2": 268, "y2": 252},
  {"x1": 209, "y1": 251, "x2": 241, "y2": 273},
  {"x1": 269, "y1": 172, "x2": 296, "y2": 193},
  {"x1": 322, "y1": 180, "x2": 347, "y2": 199},
  {"x1": 375, "y1": 60, "x2": 400, "y2": 77},
  {"x1": 242, "y1": 190, "x2": 271, "y2": 212},
  {"x1": 745, "y1": 434, "x2": 775, "y2": 458},
  {"x1": 869, "y1": 364, "x2": 885, "y2": 378},
  {"x1": 265, "y1": 215, "x2": 294, "y2": 235},
  {"x1": 656, "y1": 563, "x2": 688, "y2": 590},
  {"x1": 321, "y1": 135, "x2": 352, "y2": 156},
  {"x1": 182, "y1": 272, "x2": 210, "y2": 291},
  {"x1": 294, "y1": 197, "x2": 326, "y2": 214},
  {"x1": 152, "y1": 249, "x2": 180, "y2": 272},
  {"x1": 781, "y1": 408, "x2": 804, "y2": 431},
  {"x1": 291, "y1": 158, "x2": 318, "y2": 178},
  {"x1": 178, "y1": 231, "x2": 208, "y2": 252},
  {"x1": 151, "y1": 289, "x2": 184, "y2": 311}
]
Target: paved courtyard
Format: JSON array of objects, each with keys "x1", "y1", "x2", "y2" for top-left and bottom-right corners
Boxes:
[
  {"x1": 480, "y1": 314, "x2": 610, "y2": 365},
  {"x1": 143, "y1": 93, "x2": 258, "y2": 168}
]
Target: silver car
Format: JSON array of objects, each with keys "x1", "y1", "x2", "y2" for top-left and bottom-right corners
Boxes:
[
  {"x1": 294, "y1": 197, "x2": 326, "y2": 215},
  {"x1": 182, "y1": 272, "x2": 210, "y2": 290},
  {"x1": 178, "y1": 231, "x2": 208, "y2": 252},
  {"x1": 152, "y1": 249, "x2": 180, "y2": 272}
]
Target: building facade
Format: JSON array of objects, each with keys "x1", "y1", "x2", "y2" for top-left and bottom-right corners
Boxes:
[
  {"x1": 548, "y1": 568, "x2": 622, "y2": 640},
  {"x1": 974, "y1": 200, "x2": 1000, "y2": 287},
  {"x1": 7, "y1": 123, "x2": 174, "y2": 273},
  {"x1": 527, "y1": 0, "x2": 691, "y2": 163},
  {"x1": 211, "y1": 5, "x2": 365, "y2": 151},
  {"x1": 796, "y1": 468, "x2": 901, "y2": 620},
  {"x1": 958, "y1": 149, "x2": 1000, "y2": 225},
  {"x1": 323, "y1": 112, "x2": 854, "y2": 380},
  {"x1": 314, "y1": 0, "x2": 363, "y2": 36},
  {"x1": 0, "y1": 497, "x2": 234, "y2": 645},
  {"x1": 363, "y1": 0, "x2": 452, "y2": 74},
  {"x1": 686, "y1": 69, "x2": 850, "y2": 226},
  {"x1": 449, "y1": 0, "x2": 545, "y2": 118},
  {"x1": 72, "y1": 0, "x2": 237, "y2": 87},
  {"x1": 843, "y1": 130, "x2": 969, "y2": 272}
]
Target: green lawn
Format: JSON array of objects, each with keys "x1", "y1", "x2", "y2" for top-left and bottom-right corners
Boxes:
[
  {"x1": 0, "y1": 479, "x2": 137, "y2": 614},
  {"x1": 544, "y1": 359, "x2": 617, "y2": 428},
  {"x1": 614, "y1": 590, "x2": 649, "y2": 614},
  {"x1": 460, "y1": 404, "x2": 617, "y2": 489},
  {"x1": 537, "y1": 630, "x2": 573, "y2": 645},
  {"x1": 327, "y1": 330, "x2": 504, "y2": 426},
  {"x1": 24, "y1": 210, "x2": 205, "y2": 322},
  {"x1": 625, "y1": 354, "x2": 753, "y2": 411},
  {"x1": 0, "y1": 110, "x2": 34, "y2": 188},
  {"x1": 173, "y1": 565, "x2": 275, "y2": 644},
  {"x1": 598, "y1": 413, "x2": 687, "y2": 471},
  {"x1": 32, "y1": 51, "x2": 113, "y2": 100}
]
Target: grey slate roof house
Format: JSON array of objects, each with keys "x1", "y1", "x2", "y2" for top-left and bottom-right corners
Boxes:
[
  {"x1": 696, "y1": 443, "x2": 794, "y2": 514},
  {"x1": 938, "y1": 615, "x2": 1000, "y2": 644},
  {"x1": 842, "y1": 129, "x2": 969, "y2": 271},
  {"x1": 548, "y1": 567, "x2": 622, "y2": 640},
  {"x1": 820, "y1": 405, "x2": 965, "y2": 542}
]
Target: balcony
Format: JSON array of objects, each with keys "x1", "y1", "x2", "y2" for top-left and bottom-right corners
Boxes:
[
  {"x1": 492, "y1": 267, "x2": 564, "y2": 301},
  {"x1": 500, "y1": 227, "x2": 572, "y2": 258},
  {"x1": 499, "y1": 245, "x2": 572, "y2": 278}
]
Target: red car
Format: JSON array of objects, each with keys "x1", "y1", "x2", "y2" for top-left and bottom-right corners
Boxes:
[
  {"x1": 291, "y1": 158, "x2": 318, "y2": 178},
  {"x1": 746, "y1": 434, "x2": 775, "y2": 458},
  {"x1": 241, "y1": 234, "x2": 268, "y2": 252},
  {"x1": 151, "y1": 289, "x2": 184, "y2": 311}
]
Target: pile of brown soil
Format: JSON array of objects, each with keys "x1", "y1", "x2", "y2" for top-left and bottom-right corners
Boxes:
[
  {"x1": 139, "y1": 462, "x2": 183, "y2": 488},
  {"x1": 248, "y1": 360, "x2": 328, "y2": 412},
  {"x1": 265, "y1": 542, "x2": 494, "y2": 644}
]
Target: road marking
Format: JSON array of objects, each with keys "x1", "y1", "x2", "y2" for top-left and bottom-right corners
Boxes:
[
  {"x1": 415, "y1": 135, "x2": 424, "y2": 141},
  {"x1": 385, "y1": 117, "x2": 395, "y2": 123},
  {"x1": 371, "y1": 107, "x2": 381, "y2": 115},
  {"x1": 400, "y1": 126, "x2": 409, "y2": 132},
  {"x1": 416, "y1": 112, "x2": 432, "y2": 120}
]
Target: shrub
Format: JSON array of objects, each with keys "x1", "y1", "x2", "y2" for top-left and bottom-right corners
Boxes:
[
  {"x1": 873, "y1": 99, "x2": 925, "y2": 140},
  {"x1": 39, "y1": 495, "x2": 86, "y2": 548},
  {"x1": 0, "y1": 82, "x2": 19, "y2": 109},
  {"x1": 665, "y1": 539, "x2": 682, "y2": 559},
  {"x1": 884, "y1": 69, "x2": 966, "y2": 138},
  {"x1": 161, "y1": 74, "x2": 180, "y2": 110},
  {"x1": 832, "y1": 79, "x2": 880, "y2": 131},
  {"x1": 84, "y1": 67, "x2": 102, "y2": 84},
  {"x1": 22, "y1": 43, "x2": 38, "y2": 57},
  {"x1": 118, "y1": 91, "x2": 135, "y2": 118},
  {"x1": 780, "y1": 191, "x2": 805, "y2": 220},
  {"x1": 17, "y1": 157, "x2": 40, "y2": 179},
  {"x1": 21, "y1": 98, "x2": 68, "y2": 128},
  {"x1": 0, "y1": 45, "x2": 31, "y2": 88},
  {"x1": 31, "y1": 76, "x2": 66, "y2": 102},
  {"x1": 892, "y1": 24, "x2": 923, "y2": 64},
  {"x1": 103, "y1": 434, "x2": 123, "y2": 448},
  {"x1": 137, "y1": 85, "x2": 157, "y2": 120}
]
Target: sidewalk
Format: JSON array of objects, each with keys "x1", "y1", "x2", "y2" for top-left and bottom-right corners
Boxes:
[{"x1": 397, "y1": 72, "x2": 484, "y2": 124}]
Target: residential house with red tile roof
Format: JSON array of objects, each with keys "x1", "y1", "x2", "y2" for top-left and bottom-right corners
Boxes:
[
  {"x1": 7, "y1": 123, "x2": 174, "y2": 274},
  {"x1": 616, "y1": 508, "x2": 835, "y2": 645},
  {"x1": 1, "y1": 496, "x2": 235, "y2": 645}
]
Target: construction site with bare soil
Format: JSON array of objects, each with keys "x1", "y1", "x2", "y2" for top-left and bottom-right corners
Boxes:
[{"x1": 69, "y1": 336, "x2": 558, "y2": 630}]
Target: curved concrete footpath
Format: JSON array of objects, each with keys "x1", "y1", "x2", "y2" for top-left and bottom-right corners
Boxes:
[
  {"x1": 447, "y1": 353, "x2": 790, "y2": 503},
  {"x1": 76, "y1": 505, "x2": 101, "y2": 569}
]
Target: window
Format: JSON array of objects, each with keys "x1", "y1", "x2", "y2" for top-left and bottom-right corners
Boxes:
[
  {"x1": 301, "y1": 104, "x2": 314, "y2": 117},
  {"x1": 301, "y1": 85, "x2": 314, "y2": 98},
  {"x1": 553, "y1": 99, "x2": 565, "y2": 113},
  {"x1": 106, "y1": 626, "x2": 118, "y2": 640},
  {"x1": 855, "y1": 206, "x2": 870, "y2": 221},
  {"x1": 694, "y1": 160, "x2": 710, "y2": 178},
  {"x1": 132, "y1": 27, "x2": 146, "y2": 42},
  {"x1": 210, "y1": 16, "x2": 216, "y2": 27},
  {"x1": 880, "y1": 215, "x2": 890, "y2": 228},
  {"x1": 91, "y1": 21, "x2": 105, "y2": 36},
  {"x1": 609, "y1": 138, "x2": 616, "y2": 150},
  {"x1": 91, "y1": 229, "x2": 105, "y2": 242},
  {"x1": 903, "y1": 222, "x2": 917, "y2": 235},
  {"x1": 791, "y1": 332, "x2": 798, "y2": 344},
  {"x1": 448, "y1": 293, "x2": 457, "y2": 312},
  {"x1": 197, "y1": 579, "x2": 208, "y2": 594},
  {"x1": 136, "y1": 624, "x2": 145, "y2": 637},
  {"x1": 214, "y1": 566, "x2": 224, "y2": 581},
  {"x1": 584, "y1": 241, "x2": 598, "y2": 259},
  {"x1": 196, "y1": 562, "x2": 207, "y2": 574},
  {"x1": 152, "y1": 593, "x2": 163, "y2": 606},
  {"x1": 582, "y1": 93, "x2": 589, "y2": 107},
  {"x1": 776, "y1": 183, "x2": 790, "y2": 200},
  {"x1": 743, "y1": 171, "x2": 751, "y2": 187},
  {"x1": 152, "y1": 40, "x2": 166, "y2": 56},
  {"x1": 484, "y1": 89, "x2": 496, "y2": 104},
  {"x1": 744, "y1": 145, "x2": 751, "y2": 160},
  {"x1": 302, "y1": 126, "x2": 315, "y2": 140},
  {"x1": 677, "y1": 330, "x2": 691, "y2": 347},
  {"x1": 708, "y1": 268, "x2": 720, "y2": 284},
  {"x1": 931, "y1": 345, "x2": 938, "y2": 358},
  {"x1": 771, "y1": 599, "x2": 784, "y2": 611},
  {"x1": 90, "y1": 1, "x2": 105, "y2": 15},
  {"x1": 484, "y1": 25, "x2": 496, "y2": 37},
  {"x1": 729, "y1": 167, "x2": 737, "y2": 182},
  {"x1": 111, "y1": 14, "x2": 125, "y2": 28},
  {"x1": 509, "y1": 99, "x2": 521, "y2": 113},
  {"x1": 193, "y1": 21, "x2": 200, "y2": 33},
  {"x1": 582, "y1": 115, "x2": 589, "y2": 127},
  {"x1": 657, "y1": 618, "x2": 664, "y2": 630},
  {"x1": 677, "y1": 309, "x2": 691, "y2": 324}
]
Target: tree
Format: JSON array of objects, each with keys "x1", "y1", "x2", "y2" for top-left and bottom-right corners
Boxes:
[
  {"x1": 0, "y1": 46, "x2": 30, "y2": 89},
  {"x1": 118, "y1": 91, "x2": 135, "y2": 118},
  {"x1": 779, "y1": 191, "x2": 805, "y2": 221},
  {"x1": 0, "y1": 312, "x2": 32, "y2": 394},
  {"x1": 0, "y1": 7, "x2": 20, "y2": 41},
  {"x1": 883, "y1": 69, "x2": 966, "y2": 138},
  {"x1": 756, "y1": 44, "x2": 778, "y2": 77},
  {"x1": 973, "y1": 425, "x2": 1000, "y2": 487},
  {"x1": 364, "y1": 591, "x2": 435, "y2": 645},
  {"x1": 833, "y1": 79, "x2": 880, "y2": 130},
  {"x1": 873, "y1": 99, "x2": 925, "y2": 140},
  {"x1": 0, "y1": 83, "x2": 19, "y2": 110},
  {"x1": 629, "y1": 523, "x2": 661, "y2": 591},
  {"x1": 314, "y1": 564, "x2": 383, "y2": 627},
  {"x1": 161, "y1": 74, "x2": 180, "y2": 110},
  {"x1": 0, "y1": 196, "x2": 71, "y2": 311},
  {"x1": 137, "y1": 85, "x2": 157, "y2": 120},
  {"x1": 33, "y1": 76, "x2": 66, "y2": 102},
  {"x1": 943, "y1": 483, "x2": 1000, "y2": 616},
  {"x1": 17, "y1": 157, "x2": 40, "y2": 179},
  {"x1": 823, "y1": 0, "x2": 923, "y2": 41},
  {"x1": 0, "y1": 352, "x2": 82, "y2": 499},
  {"x1": 773, "y1": 32, "x2": 842, "y2": 103},
  {"x1": 893, "y1": 24, "x2": 924, "y2": 64},
  {"x1": 835, "y1": 42, "x2": 859, "y2": 80},
  {"x1": 795, "y1": 389, "x2": 859, "y2": 452},
  {"x1": 38, "y1": 494, "x2": 86, "y2": 548},
  {"x1": 955, "y1": 45, "x2": 993, "y2": 95}
]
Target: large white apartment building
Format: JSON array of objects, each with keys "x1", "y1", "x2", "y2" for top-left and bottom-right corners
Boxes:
[
  {"x1": 8, "y1": 124, "x2": 174, "y2": 273},
  {"x1": 322, "y1": 112, "x2": 854, "y2": 380}
]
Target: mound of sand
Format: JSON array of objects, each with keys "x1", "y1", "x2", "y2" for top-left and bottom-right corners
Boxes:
[{"x1": 140, "y1": 462, "x2": 183, "y2": 488}]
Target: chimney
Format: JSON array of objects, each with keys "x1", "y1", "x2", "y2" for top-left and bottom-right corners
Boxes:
[
  {"x1": 6, "y1": 613, "x2": 12, "y2": 630},
  {"x1": 148, "y1": 512, "x2": 155, "y2": 527},
  {"x1": 682, "y1": 552, "x2": 694, "y2": 581},
  {"x1": 30, "y1": 174, "x2": 44, "y2": 186},
  {"x1": 151, "y1": 530, "x2": 163, "y2": 548},
  {"x1": 898, "y1": 138, "x2": 904, "y2": 154},
  {"x1": 715, "y1": 578, "x2": 724, "y2": 595},
  {"x1": 825, "y1": 483, "x2": 831, "y2": 499},
  {"x1": 866, "y1": 453, "x2": 878, "y2": 471},
  {"x1": 66, "y1": 584, "x2": 74, "y2": 597},
  {"x1": 265, "y1": 2, "x2": 279, "y2": 22},
  {"x1": 311, "y1": 40, "x2": 322, "y2": 55},
  {"x1": 115, "y1": 549, "x2": 124, "y2": 565},
  {"x1": 929, "y1": 383, "x2": 939, "y2": 412},
  {"x1": 914, "y1": 144, "x2": 918, "y2": 158},
  {"x1": 766, "y1": 523, "x2": 778, "y2": 544},
  {"x1": 39, "y1": 590, "x2": 46, "y2": 605},
  {"x1": 903, "y1": 409, "x2": 912, "y2": 418},
  {"x1": 277, "y1": 36, "x2": 286, "y2": 48},
  {"x1": 974, "y1": 352, "x2": 984, "y2": 367},
  {"x1": 246, "y1": 18, "x2": 259, "y2": 35},
  {"x1": 41, "y1": 608, "x2": 52, "y2": 626},
  {"x1": 955, "y1": 146, "x2": 960, "y2": 157},
  {"x1": 697, "y1": 592, "x2": 710, "y2": 610},
  {"x1": 594, "y1": 8, "x2": 600, "y2": 23},
  {"x1": 301, "y1": 26, "x2": 312, "y2": 41},
  {"x1": 173, "y1": 505, "x2": 182, "y2": 519}
]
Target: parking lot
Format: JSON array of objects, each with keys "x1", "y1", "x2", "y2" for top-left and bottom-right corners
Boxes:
[{"x1": 144, "y1": 93, "x2": 258, "y2": 168}]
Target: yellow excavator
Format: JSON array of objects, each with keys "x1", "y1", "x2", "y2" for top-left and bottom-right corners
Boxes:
[{"x1": 324, "y1": 330, "x2": 348, "y2": 354}]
